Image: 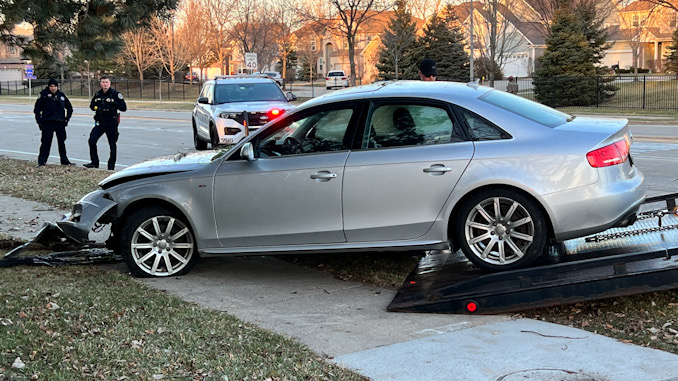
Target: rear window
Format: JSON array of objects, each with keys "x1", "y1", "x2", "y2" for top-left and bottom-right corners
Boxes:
[
  {"x1": 480, "y1": 90, "x2": 571, "y2": 128},
  {"x1": 214, "y1": 83, "x2": 286, "y2": 104},
  {"x1": 328, "y1": 71, "x2": 345, "y2": 77}
]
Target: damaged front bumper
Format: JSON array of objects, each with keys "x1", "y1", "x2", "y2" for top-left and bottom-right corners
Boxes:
[{"x1": 56, "y1": 190, "x2": 117, "y2": 244}]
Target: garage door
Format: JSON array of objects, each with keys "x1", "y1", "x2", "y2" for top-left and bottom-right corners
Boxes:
[{"x1": 0, "y1": 69, "x2": 23, "y2": 82}]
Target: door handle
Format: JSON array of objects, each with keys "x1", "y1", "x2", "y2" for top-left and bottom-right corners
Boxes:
[
  {"x1": 423, "y1": 166, "x2": 452, "y2": 174},
  {"x1": 310, "y1": 172, "x2": 337, "y2": 180}
]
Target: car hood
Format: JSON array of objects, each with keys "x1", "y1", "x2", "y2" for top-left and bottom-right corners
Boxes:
[
  {"x1": 99, "y1": 151, "x2": 218, "y2": 189},
  {"x1": 213, "y1": 101, "x2": 294, "y2": 112}
]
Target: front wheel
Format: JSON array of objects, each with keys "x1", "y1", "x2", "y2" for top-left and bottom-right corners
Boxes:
[
  {"x1": 120, "y1": 206, "x2": 198, "y2": 277},
  {"x1": 455, "y1": 189, "x2": 547, "y2": 271},
  {"x1": 209, "y1": 124, "x2": 220, "y2": 149},
  {"x1": 193, "y1": 121, "x2": 207, "y2": 150}
]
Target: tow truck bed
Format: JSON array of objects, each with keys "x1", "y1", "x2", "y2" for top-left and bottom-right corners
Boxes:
[{"x1": 388, "y1": 194, "x2": 678, "y2": 315}]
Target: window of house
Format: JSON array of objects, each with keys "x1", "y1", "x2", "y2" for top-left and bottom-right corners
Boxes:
[
  {"x1": 9, "y1": 46, "x2": 17, "y2": 55},
  {"x1": 671, "y1": 13, "x2": 677, "y2": 28},
  {"x1": 319, "y1": 58, "x2": 323, "y2": 72},
  {"x1": 632, "y1": 14, "x2": 639, "y2": 27},
  {"x1": 311, "y1": 39, "x2": 317, "y2": 51}
]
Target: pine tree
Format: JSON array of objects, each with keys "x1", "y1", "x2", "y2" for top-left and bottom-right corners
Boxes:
[
  {"x1": 0, "y1": 0, "x2": 178, "y2": 74},
  {"x1": 665, "y1": 29, "x2": 678, "y2": 74},
  {"x1": 534, "y1": 4, "x2": 600, "y2": 107},
  {"x1": 415, "y1": 4, "x2": 469, "y2": 81},
  {"x1": 376, "y1": 0, "x2": 419, "y2": 80}
]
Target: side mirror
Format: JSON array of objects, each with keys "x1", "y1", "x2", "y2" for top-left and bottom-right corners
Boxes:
[
  {"x1": 197, "y1": 96, "x2": 209, "y2": 104},
  {"x1": 286, "y1": 92, "x2": 297, "y2": 102},
  {"x1": 240, "y1": 142, "x2": 255, "y2": 161}
]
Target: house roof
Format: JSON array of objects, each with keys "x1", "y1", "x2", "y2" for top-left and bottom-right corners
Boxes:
[
  {"x1": 449, "y1": 1, "x2": 546, "y2": 46},
  {"x1": 620, "y1": 1, "x2": 657, "y2": 12}
]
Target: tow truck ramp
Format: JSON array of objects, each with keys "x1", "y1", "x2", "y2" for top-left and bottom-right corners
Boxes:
[{"x1": 389, "y1": 193, "x2": 678, "y2": 315}]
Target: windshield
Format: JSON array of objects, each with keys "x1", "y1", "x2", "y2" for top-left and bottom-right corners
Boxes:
[
  {"x1": 214, "y1": 83, "x2": 286, "y2": 104},
  {"x1": 480, "y1": 90, "x2": 572, "y2": 128}
]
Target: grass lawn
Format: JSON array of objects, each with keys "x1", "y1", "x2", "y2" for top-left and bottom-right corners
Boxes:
[{"x1": 0, "y1": 265, "x2": 365, "y2": 380}]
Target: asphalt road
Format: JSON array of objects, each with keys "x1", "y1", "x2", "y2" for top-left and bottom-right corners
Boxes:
[{"x1": 0, "y1": 103, "x2": 193, "y2": 169}]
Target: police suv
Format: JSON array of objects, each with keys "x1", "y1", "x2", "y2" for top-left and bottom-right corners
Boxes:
[{"x1": 192, "y1": 75, "x2": 297, "y2": 149}]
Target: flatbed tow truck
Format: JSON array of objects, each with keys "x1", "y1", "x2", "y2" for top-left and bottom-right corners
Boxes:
[
  {"x1": 4, "y1": 194, "x2": 678, "y2": 315},
  {"x1": 388, "y1": 193, "x2": 678, "y2": 314}
]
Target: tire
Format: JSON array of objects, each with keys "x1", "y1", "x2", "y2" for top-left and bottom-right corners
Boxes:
[
  {"x1": 120, "y1": 206, "x2": 198, "y2": 277},
  {"x1": 209, "y1": 124, "x2": 220, "y2": 149},
  {"x1": 326, "y1": 86, "x2": 331, "y2": 90},
  {"x1": 193, "y1": 120, "x2": 207, "y2": 150},
  {"x1": 455, "y1": 189, "x2": 547, "y2": 271}
]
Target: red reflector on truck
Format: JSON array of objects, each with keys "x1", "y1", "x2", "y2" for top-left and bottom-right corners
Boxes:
[{"x1": 586, "y1": 140, "x2": 629, "y2": 168}]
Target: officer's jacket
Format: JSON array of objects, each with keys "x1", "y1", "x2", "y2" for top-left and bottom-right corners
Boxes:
[
  {"x1": 33, "y1": 88, "x2": 73, "y2": 124},
  {"x1": 90, "y1": 88, "x2": 127, "y2": 124}
]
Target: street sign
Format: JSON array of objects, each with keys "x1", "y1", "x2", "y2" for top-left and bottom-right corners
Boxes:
[
  {"x1": 245, "y1": 52, "x2": 258, "y2": 70},
  {"x1": 25, "y1": 64, "x2": 34, "y2": 79}
]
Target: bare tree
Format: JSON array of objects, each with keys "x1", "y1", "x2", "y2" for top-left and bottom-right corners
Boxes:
[
  {"x1": 272, "y1": 0, "x2": 304, "y2": 88},
  {"x1": 298, "y1": 0, "x2": 391, "y2": 85},
  {"x1": 204, "y1": 0, "x2": 235, "y2": 75},
  {"x1": 121, "y1": 26, "x2": 158, "y2": 91},
  {"x1": 527, "y1": 0, "x2": 616, "y2": 38},
  {"x1": 408, "y1": 0, "x2": 444, "y2": 21},
  {"x1": 295, "y1": 28, "x2": 324, "y2": 81},
  {"x1": 151, "y1": 14, "x2": 188, "y2": 89},
  {"x1": 229, "y1": 0, "x2": 281, "y2": 73},
  {"x1": 635, "y1": 0, "x2": 678, "y2": 13},
  {"x1": 470, "y1": 0, "x2": 524, "y2": 85},
  {"x1": 617, "y1": 0, "x2": 658, "y2": 74},
  {"x1": 176, "y1": 0, "x2": 214, "y2": 81}
]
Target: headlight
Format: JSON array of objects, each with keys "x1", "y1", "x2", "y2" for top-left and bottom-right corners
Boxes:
[{"x1": 219, "y1": 112, "x2": 242, "y2": 119}]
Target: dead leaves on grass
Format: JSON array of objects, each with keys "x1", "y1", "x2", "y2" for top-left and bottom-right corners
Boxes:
[{"x1": 519, "y1": 292, "x2": 678, "y2": 353}]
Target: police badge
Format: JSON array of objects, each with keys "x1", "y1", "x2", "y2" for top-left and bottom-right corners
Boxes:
[{"x1": 118, "y1": 93, "x2": 124, "y2": 99}]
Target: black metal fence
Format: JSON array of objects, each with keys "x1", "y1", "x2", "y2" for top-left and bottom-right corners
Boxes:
[
  {"x1": 0, "y1": 79, "x2": 203, "y2": 101},
  {"x1": 4, "y1": 75, "x2": 678, "y2": 110},
  {"x1": 490, "y1": 75, "x2": 678, "y2": 110}
]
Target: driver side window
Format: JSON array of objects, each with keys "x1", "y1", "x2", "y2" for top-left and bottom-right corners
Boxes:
[{"x1": 257, "y1": 108, "x2": 354, "y2": 157}]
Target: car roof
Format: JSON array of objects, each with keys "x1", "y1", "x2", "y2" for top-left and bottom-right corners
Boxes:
[
  {"x1": 296, "y1": 80, "x2": 493, "y2": 110},
  {"x1": 210, "y1": 75, "x2": 276, "y2": 84}
]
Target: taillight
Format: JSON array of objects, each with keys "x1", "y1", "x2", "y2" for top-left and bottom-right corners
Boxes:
[
  {"x1": 341, "y1": 77, "x2": 347, "y2": 80},
  {"x1": 325, "y1": 77, "x2": 330, "y2": 80},
  {"x1": 586, "y1": 140, "x2": 630, "y2": 167},
  {"x1": 268, "y1": 108, "x2": 284, "y2": 119}
]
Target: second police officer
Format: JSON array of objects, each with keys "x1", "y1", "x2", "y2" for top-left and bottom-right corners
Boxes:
[{"x1": 83, "y1": 75, "x2": 127, "y2": 170}]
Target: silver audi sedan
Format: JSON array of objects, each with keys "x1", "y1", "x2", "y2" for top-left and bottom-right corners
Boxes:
[{"x1": 58, "y1": 81, "x2": 645, "y2": 277}]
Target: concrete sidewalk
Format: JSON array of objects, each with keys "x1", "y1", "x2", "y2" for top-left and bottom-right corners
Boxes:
[{"x1": 3, "y1": 195, "x2": 678, "y2": 380}]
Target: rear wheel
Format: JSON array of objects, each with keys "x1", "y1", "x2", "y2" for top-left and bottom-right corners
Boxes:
[
  {"x1": 455, "y1": 189, "x2": 547, "y2": 271},
  {"x1": 193, "y1": 120, "x2": 207, "y2": 150},
  {"x1": 120, "y1": 206, "x2": 198, "y2": 277}
]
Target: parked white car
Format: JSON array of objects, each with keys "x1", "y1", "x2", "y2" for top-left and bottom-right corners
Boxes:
[
  {"x1": 326, "y1": 70, "x2": 349, "y2": 89},
  {"x1": 252, "y1": 71, "x2": 283, "y2": 86}
]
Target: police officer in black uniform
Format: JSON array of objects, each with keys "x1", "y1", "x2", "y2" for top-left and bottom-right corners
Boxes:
[
  {"x1": 83, "y1": 75, "x2": 127, "y2": 170},
  {"x1": 33, "y1": 78, "x2": 74, "y2": 167}
]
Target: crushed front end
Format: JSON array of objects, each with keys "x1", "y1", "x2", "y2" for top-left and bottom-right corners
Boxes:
[{"x1": 57, "y1": 189, "x2": 117, "y2": 244}]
